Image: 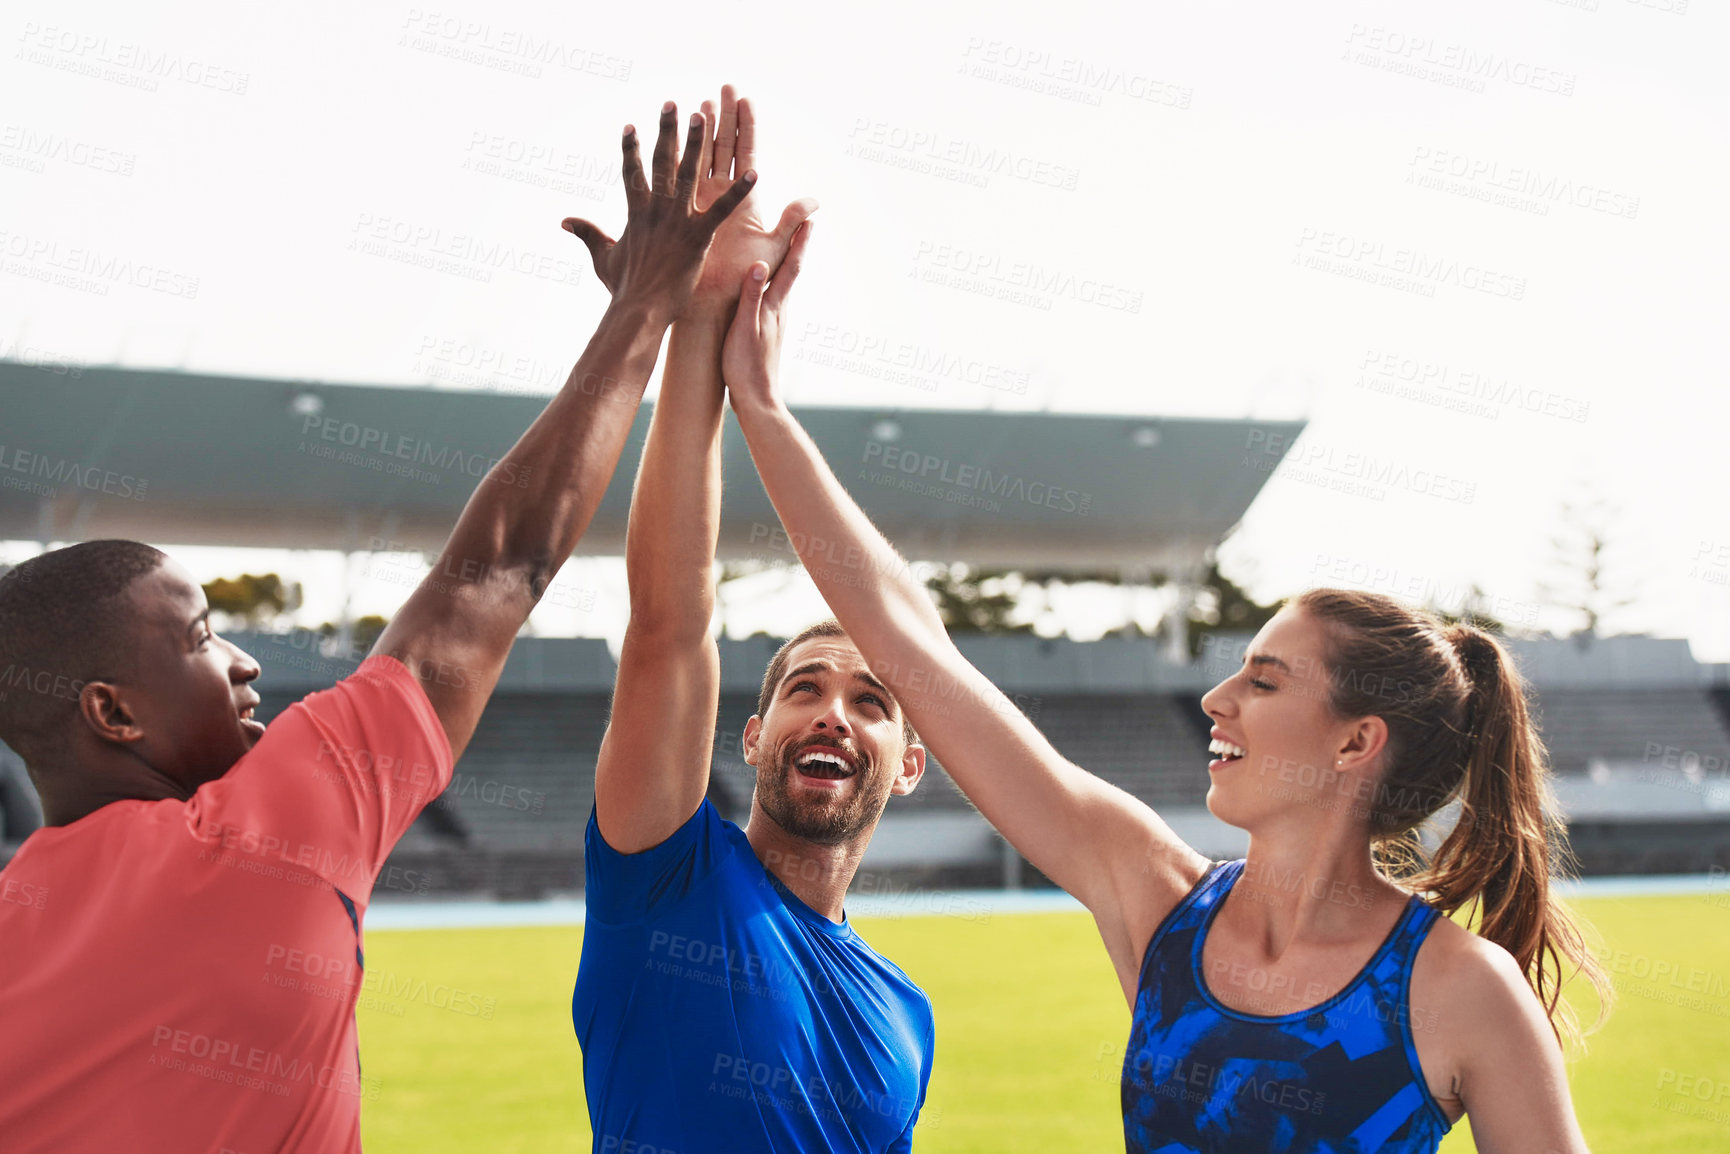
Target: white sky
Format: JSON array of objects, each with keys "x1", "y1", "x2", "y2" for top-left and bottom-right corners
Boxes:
[{"x1": 2, "y1": 0, "x2": 1726, "y2": 658}]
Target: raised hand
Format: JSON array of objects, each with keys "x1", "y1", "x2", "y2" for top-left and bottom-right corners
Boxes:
[
  {"x1": 686, "y1": 85, "x2": 817, "y2": 324},
  {"x1": 721, "y1": 217, "x2": 813, "y2": 413},
  {"x1": 562, "y1": 101, "x2": 755, "y2": 324}
]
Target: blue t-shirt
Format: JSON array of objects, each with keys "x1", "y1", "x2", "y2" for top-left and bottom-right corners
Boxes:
[{"x1": 573, "y1": 800, "x2": 936, "y2": 1153}]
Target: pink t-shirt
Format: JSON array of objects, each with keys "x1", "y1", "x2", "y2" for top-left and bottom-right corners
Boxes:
[{"x1": 0, "y1": 655, "x2": 452, "y2": 1153}]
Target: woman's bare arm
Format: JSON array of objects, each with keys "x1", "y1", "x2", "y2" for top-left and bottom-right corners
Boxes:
[{"x1": 721, "y1": 232, "x2": 1208, "y2": 985}]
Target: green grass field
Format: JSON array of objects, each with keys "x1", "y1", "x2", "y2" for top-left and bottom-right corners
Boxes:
[{"x1": 356, "y1": 894, "x2": 1730, "y2": 1152}]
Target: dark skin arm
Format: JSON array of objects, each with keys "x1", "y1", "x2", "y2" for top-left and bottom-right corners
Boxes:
[{"x1": 372, "y1": 102, "x2": 754, "y2": 761}]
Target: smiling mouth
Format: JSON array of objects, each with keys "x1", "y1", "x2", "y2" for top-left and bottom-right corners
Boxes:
[
  {"x1": 239, "y1": 704, "x2": 265, "y2": 737},
  {"x1": 1208, "y1": 738, "x2": 1247, "y2": 767},
  {"x1": 794, "y1": 748, "x2": 857, "y2": 781}
]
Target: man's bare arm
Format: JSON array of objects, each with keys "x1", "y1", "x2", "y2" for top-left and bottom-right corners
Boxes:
[
  {"x1": 595, "y1": 87, "x2": 815, "y2": 852},
  {"x1": 372, "y1": 103, "x2": 753, "y2": 761}
]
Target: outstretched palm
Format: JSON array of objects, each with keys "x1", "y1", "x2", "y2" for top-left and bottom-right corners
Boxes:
[
  {"x1": 561, "y1": 101, "x2": 755, "y2": 323},
  {"x1": 688, "y1": 86, "x2": 816, "y2": 322}
]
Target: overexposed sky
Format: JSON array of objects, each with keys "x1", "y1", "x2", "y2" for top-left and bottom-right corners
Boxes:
[{"x1": 2, "y1": 0, "x2": 1726, "y2": 657}]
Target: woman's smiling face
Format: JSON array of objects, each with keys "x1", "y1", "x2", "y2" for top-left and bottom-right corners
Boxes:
[{"x1": 1198, "y1": 605, "x2": 1385, "y2": 833}]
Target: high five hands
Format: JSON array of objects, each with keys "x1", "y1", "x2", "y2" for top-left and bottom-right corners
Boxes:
[
  {"x1": 561, "y1": 86, "x2": 816, "y2": 331},
  {"x1": 687, "y1": 85, "x2": 818, "y2": 325},
  {"x1": 560, "y1": 99, "x2": 755, "y2": 325},
  {"x1": 721, "y1": 216, "x2": 811, "y2": 415}
]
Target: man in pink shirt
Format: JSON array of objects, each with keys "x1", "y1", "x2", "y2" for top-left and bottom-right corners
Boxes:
[{"x1": 0, "y1": 99, "x2": 759, "y2": 1153}]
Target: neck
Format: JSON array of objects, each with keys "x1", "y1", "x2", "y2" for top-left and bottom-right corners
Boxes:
[
  {"x1": 41, "y1": 783, "x2": 165, "y2": 827},
  {"x1": 35, "y1": 746, "x2": 190, "y2": 827},
  {"x1": 1231, "y1": 826, "x2": 1400, "y2": 956},
  {"x1": 744, "y1": 804, "x2": 870, "y2": 924}
]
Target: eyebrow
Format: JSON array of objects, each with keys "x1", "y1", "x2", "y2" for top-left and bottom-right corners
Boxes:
[
  {"x1": 1248, "y1": 654, "x2": 1292, "y2": 674},
  {"x1": 782, "y1": 661, "x2": 895, "y2": 703}
]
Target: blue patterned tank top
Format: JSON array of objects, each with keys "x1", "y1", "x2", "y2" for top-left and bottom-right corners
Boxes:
[{"x1": 1122, "y1": 859, "x2": 1452, "y2": 1153}]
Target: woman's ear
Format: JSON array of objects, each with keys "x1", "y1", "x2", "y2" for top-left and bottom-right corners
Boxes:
[{"x1": 1337, "y1": 714, "x2": 1389, "y2": 774}]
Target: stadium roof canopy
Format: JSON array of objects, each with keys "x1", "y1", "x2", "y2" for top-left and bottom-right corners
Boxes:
[{"x1": 0, "y1": 363, "x2": 1303, "y2": 571}]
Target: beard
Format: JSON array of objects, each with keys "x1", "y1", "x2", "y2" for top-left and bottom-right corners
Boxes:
[{"x1": 754, "y1": 736, "x2": 892, "y2": 848}]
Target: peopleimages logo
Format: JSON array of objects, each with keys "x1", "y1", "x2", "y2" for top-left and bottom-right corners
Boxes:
[
  {"x1": 846, "y1": 117, "x2": 1081, "y2": 191},
  {"x1": 298, "y1": 414, "x2": 531, "y2": 486},
  {"x1": 147, "y1": 1025, "x2": 377, "y2": 1100},
  {"x1": 861, "y1": 441, "x2": 1091, "y2": 516},
  {"x1": 912, "y1": 240, "x2": 1143, "y2": 313},
  {"x1": 0, "y1": 229, "x2": 200, "y2": 299},
  {"x1": 0, "y1": 445, "x2": 148, "y2": 500}
]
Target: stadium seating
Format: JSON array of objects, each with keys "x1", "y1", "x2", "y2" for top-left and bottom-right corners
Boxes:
[
  {"x1": 1531, "y1": 689, "x2": 1730, "y2": 775},
  {"x1": 6, "y1": 635, "x2": 1728, "y2": 891}
]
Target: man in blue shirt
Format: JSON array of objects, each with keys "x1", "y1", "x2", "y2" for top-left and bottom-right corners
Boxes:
[{"x1": 571, "y1": 87, "x2": 936, "y2": 1154}]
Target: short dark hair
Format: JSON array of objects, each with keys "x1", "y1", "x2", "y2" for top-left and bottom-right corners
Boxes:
[
  {"x1": 0, "y1": 540, "x2": 167, "y2": 763},
  {"x1": 757, "y1": 619, "x2": 917, "y2": 746}
]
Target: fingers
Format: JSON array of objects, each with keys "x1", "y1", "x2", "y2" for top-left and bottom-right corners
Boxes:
[
  {"x1": 698, "y1": 99, "x2": 716, "y2": 182},
  {"x1": 675, "y1": 111, "x2": 707, "y2": 205},
  {"x1": 734, "y1": 97, "x2": 757, "y2": 175},
  {"x1": 763, "y1": 220, "x2": 812, "y2": 313},
  {"x1": 700, "y1": 170, "x2": 758, "y2": 230},
  {"x1": 713, "y1": 84, "x2": 739, "y2": 178},
  {"x1": 771, "y1": 197, "x2": 820, "y2": 246},
  {"x1": 620, "y1": 125, "x2": 648, "y2": 211},
  {"x1": 651, "y1": 102, "x2": 679, "y2": 197},
  {"x1": 736, "y1": 261, "x2": 771, "y2": 332},
  {"x1": 561, "y1": 217, "x2": 615, "y2": 269}
]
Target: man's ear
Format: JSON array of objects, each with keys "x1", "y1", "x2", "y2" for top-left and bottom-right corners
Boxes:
[
  {"x1": 741, "y1": 715, "x2": 763, "y2": 767},
  {"x1": 79, "y1": 681, "x2": 145, "y2": 746},
  {"x1": 890, "y1": 742, "x2": 926, "y2": 797}
]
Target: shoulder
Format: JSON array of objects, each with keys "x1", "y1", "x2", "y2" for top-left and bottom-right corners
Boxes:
[
  {"x1": 1412, "y1": 909, "x2": 1553, "y2": 1052},
  {"x1": 718, "y1": 810, "x2": 753, "y2": 852},
  {"x1": 1128, "y1": 853, "x2": 1225, "y2": 945},
  {"x1": 1417, "y1": 913, "x2": 1530, "y2": 1001},
  {"x1": 289, "y1": 655, "x2": 452, "y2": 759},
  {"x1": 1409, "y1": 907, "x2": 1589, "y2": 1146},
  {"x1": 845, "y1": 928, "x2": 935, "y2": 1026},
  {"x1": 849, "y1": 929, "x2": 931, "y2": 1002},
  {"x1": 319, "y1": 653, "x2": 421, "y2": 702}
]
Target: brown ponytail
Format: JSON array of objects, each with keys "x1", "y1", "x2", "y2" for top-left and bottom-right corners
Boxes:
[{"x1": 1295, "y1": 589, "x2": 1611, "y2": 1050}]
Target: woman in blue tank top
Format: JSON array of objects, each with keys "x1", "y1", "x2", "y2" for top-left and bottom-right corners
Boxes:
[
  {"x1": 720, "y1": 279, "x2": 1613, "y2": 1149},
  {"x1": 1111, "y1": 591, "x2": 1611, "y2": 1152},
  {"x1": 809, "y1": 586, "x2": 1610, "y2": 1148},
  {"x1": 1116, "y1": 592, "x2": 1607, "y2": 1151},
  {"x1": 1021, "y1": 590, "x2": 1608, "y2": 1150}
]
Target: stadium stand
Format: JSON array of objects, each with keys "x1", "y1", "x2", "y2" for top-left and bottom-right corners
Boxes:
[
  {"x1": 0, "y1": 744, "x2": 41, "y2": 845},
  {"x1": 5, "y1": 632, "x2": 1728, "y2": 893},
  {"x1": 1535, "y1": 689, "x2": 1730, "y2": 775},
  {"x1": 1, "y1": 362, "x2": 1725, "y2": 891}
]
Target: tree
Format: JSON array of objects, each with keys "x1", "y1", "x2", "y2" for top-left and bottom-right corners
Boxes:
[
  {"x1": 1186, "y1": 561, "x2": 1280, "y2": 659},
  {"x1": 202, "y1": 573, "x2": 303, "y2": 630},
  {"x1": 923, "y1": 563, "x2": 1036, "y2": 634},
  {"x1": 1537, "y1": 492, "x2": 1638, "y2": 643},
  {"x1": 1432, "y1": 584, "x2": 1510, "y2": 635},
  {"x1": 318, "y1": 615, "x2": 388, "y2": 656}
]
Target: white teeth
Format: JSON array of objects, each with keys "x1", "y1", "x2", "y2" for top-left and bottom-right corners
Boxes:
[
  {"x1": 798, "y1": 751, "x2": 850, "y2": 773},
  {"x1": 1208, "y1": 738, "x2": 1247, "y2": 759}
]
